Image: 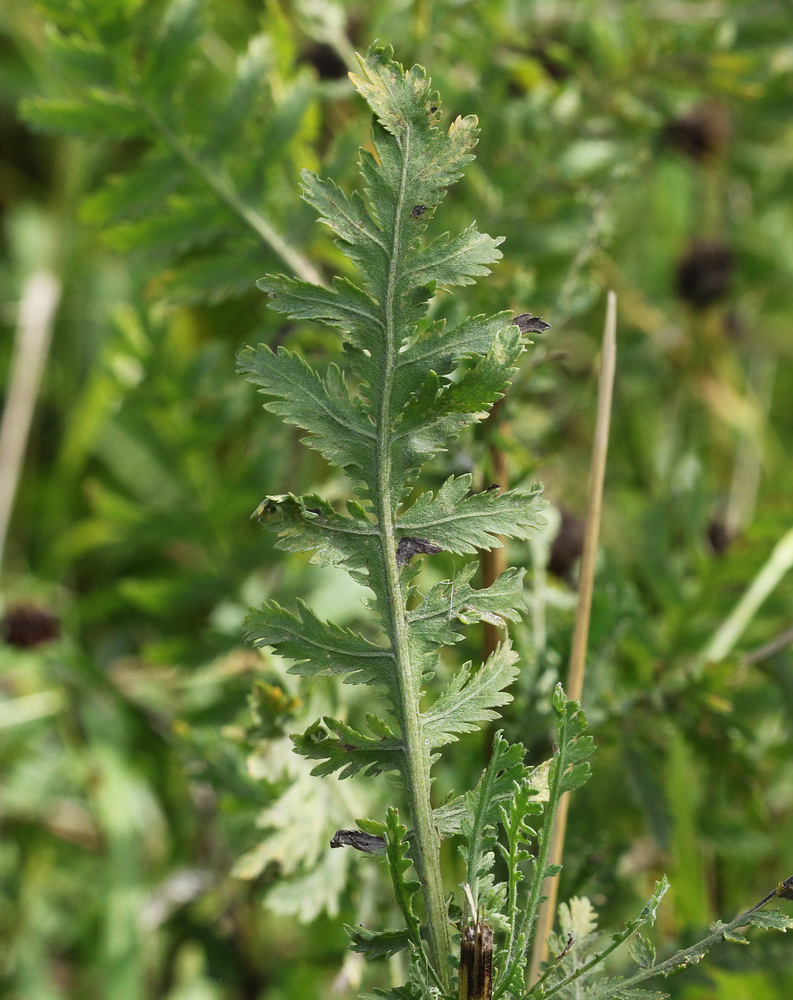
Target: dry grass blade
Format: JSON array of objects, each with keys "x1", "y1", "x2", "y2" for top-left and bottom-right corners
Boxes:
[{"x1": 527, "y1": 290, "x2": 617, "y2": 984}]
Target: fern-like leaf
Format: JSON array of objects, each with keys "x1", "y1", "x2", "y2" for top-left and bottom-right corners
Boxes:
[
  {"x1": 293, "y1": 715, "x2": 403, "y2": 779},
  {"x1": 422, "y1": 643, "x2": 520, "y2": 748},
  {"x1": 434, "y1": 732, "x2": 529, "y2": 841},
  {"x1": 252, "y1": 493, "x2": 378, "y2": 580},
  {"x1": 244, "y1": 599, "x2": 393, "y2": 687},
  {"x1": 21, "y1": 0, "x2": 323, "y2": 298},
  {"x1": 240, "y1": 44, "x2": 546, "y2": 987},
  {"x1": 408, "y1": 563, "x2": 526, "y2": 650},
  {"x1": 397, "y1": 475, "x2": 546, "y2": 553}
]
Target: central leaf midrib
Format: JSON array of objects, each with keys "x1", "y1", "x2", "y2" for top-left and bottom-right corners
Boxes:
[{"x1": 371, "y1": 120, "x2": 451, "y2": 984}]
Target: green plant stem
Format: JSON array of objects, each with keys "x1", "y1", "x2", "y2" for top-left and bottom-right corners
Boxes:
[
  {"x1": 493, "y1": 715, "x2": 570, "y2": 1000},
  {"x1": 374, "y1": 128, "x2": 450, "y2": 987},
  {"x1": 133, "y1": 95, "x2": 325, "y2": 287},
  {"x1": 538, "y1": 922, "x2": 643, "y2": 1000},
  {"x1": 552, "y1": 897, "x2": 782, "y2": 1000},
  {"x1": 702, "y1": 525, "x2": 793, "y2": 663}
]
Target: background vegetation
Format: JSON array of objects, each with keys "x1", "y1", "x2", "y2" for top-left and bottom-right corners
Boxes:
[{"x1": 1, "y1": 1, "x2": 792, "y2": 997}]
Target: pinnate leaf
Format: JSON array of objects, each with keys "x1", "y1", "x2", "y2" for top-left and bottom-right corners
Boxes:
[
  {"x1": 292, "y1": 715, "x2": 403, "y2": 779},
  {"x1": 408, "y1": 563, "x2": 526, "y2": 650},
  {"x1": 244, "y1": 599, "x2": 392, "y2": 687},
  {"x1": 422, "y1": 643, "x2": 520, "y2": 748},
  {"x1": 397, "y1": 475, "x2": 546, "y2": 553},
  {"x1": 237, "y1": 345, "x2": 376, "y2": 484}
]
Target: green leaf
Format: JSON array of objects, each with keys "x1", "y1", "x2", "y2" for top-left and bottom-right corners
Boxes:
[
  {"x1": 81, "y1": 150, "x2": 184, "y2": 224},
  {"x1": 257, "y1": 273, "x2": 383, "y2": 357},
  {"x1": 435, "y1": 732, "x2": 528, "y2": 838},
  {"x1": 292, "y1": 715, "x2": 403, "y2": 779},
  {"x1": 238, "y1": 44, "x2": 545, "y2": 986},
  {"x1": 744, "y1": 908, "x2": 793, "y2": 932},
  {"x1": 365, "y1": 808, "x2": 423, "y2": 949},
  {"x1": 629, "y1": 933, "x2": 657, "y2": 969},
  {"x1": 551, "y1": 688, "x2": 595, "y2": 796},
  {"x1": 422, "y1": 643, "x2": 520, "y2": 748},
  {"x1": 299, "y1": 170, "x2": 388, "y2": 293},
  {"x1": 397, "y1": 475, "x2": 546, "y2": 553},
  {"x1": 349, "y1": 44, "x2": 480, "y2": 202},
  {"x1": 237, "y1": 345, "x2": 376, "y2": 484},
  {"x1": 391, "y1": 312, "x2": 516, "y2": 411},
  {"x1": 345, "y1": 924, "x2": 413, "y2": 959},
  {"x1": 408, "y1": 563, "x2": 526, "y2": 650},
  {"x1": 396, "y1": 327, "x2": 522, "y2": 433},
  {"x1": 244, "y1": 599, "x2": 393, "y2": 687},
  {"x1": 140, "y1": 0, "x2": 204, "y2": 97},
  {"x1": 252, "y1": 493, "x2": 377, "y2": 579},
  {"x1": 405, "y1": 224, "x2": 504, "y2": 288},
  {"x1": 457, "y1": 733, "x2": 531, "y2": 910},
  {"x1": 21, "y1": 92, "x2": 147, "y2": 137}
]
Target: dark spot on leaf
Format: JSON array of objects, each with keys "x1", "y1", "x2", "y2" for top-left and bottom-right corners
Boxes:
[
  {"x1": 2, "y1": 604, "x2": 60, "y2": 648},
  {"x1": 676, "y1": 240, "x2": 734, "y2": 308},
  {"x1": 330, "y1": 829, "x2": 386, "y2": 854},
  {"x1": 512, "y1": 313, "x2": 550, "y2": 334},
  {"x1": 410, "y1": 205, "x2": 427, "y2": 218},
  {"x1": 396, "y1": 537, "x2": 443, "y2": 565},
  {"x1": 483, "y1": 483, "x2": 501, "y2": 493},
  {"x1": 429, "y1": 105, "x2": 438, "y2": 114},
  {"x1": 305, "y1": 508, "x2": 322, "y2": 516}
]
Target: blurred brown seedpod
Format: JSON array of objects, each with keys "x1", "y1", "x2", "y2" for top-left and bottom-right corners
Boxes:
[
  {"x1": 1, "y1": 603, "x2": 60, "y2": 648},
  {"x1": 548, "y1": 507, "x2": 585, "y2": 580},
  {"x1": 662, "y1": 102, "x2": 730, "y2": 161},
  {"x1": 299, "y1": 42, "x2": 348, "y2": 80},
  {"x1": 706, "y1": 517, "x2": 732, "y2": 556},
  {"x1": 675, "y1": 240, "x2": 734, "y2": 308}
]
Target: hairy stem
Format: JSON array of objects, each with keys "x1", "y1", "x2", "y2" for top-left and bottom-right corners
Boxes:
[
  {"x1": 374, "y1": 126, "x2": 450, "y2": 985},
  {"x1": 493, "y1": 711, "x2": 571, "y2": 1000},
  {"x1": 568, "y1": 896, "x2": 785, "y2": 1000},
  {"x1": 480, "y1": 399, "x2": 509, "y2": 661}
]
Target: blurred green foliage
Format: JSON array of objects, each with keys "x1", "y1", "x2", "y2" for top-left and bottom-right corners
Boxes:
[{"x1": 1, "y1": 0, "x2": 792, "y2": 997}]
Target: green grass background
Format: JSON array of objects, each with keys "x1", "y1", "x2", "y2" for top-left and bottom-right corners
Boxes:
[{"x1": 2, "y1": 0, "x2": 793, "y2": 997}]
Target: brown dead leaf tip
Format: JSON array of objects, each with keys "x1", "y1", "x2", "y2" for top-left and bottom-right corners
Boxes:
[
  {"x1": 396, "y1": 537, "x2": 443, "y2": 565},
  {"x1": 512, "y1": 313, "x2": 550, "y2": 334},
  {"x1": 330, "y1": 829, "x2": 387, "y2": 854}
]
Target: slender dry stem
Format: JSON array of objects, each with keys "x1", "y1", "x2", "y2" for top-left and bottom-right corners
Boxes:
[
  {"x1": 527, "y1": 291, "x2": 617, "y2": 984},
  {"x1": 0, "y1": 271, "x2": 61, "y2": 572}
]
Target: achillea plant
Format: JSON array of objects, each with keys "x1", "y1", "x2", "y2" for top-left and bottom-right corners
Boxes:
[{"x1": 239, "y1": 45, "x2": 792, "y2": 1000}]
